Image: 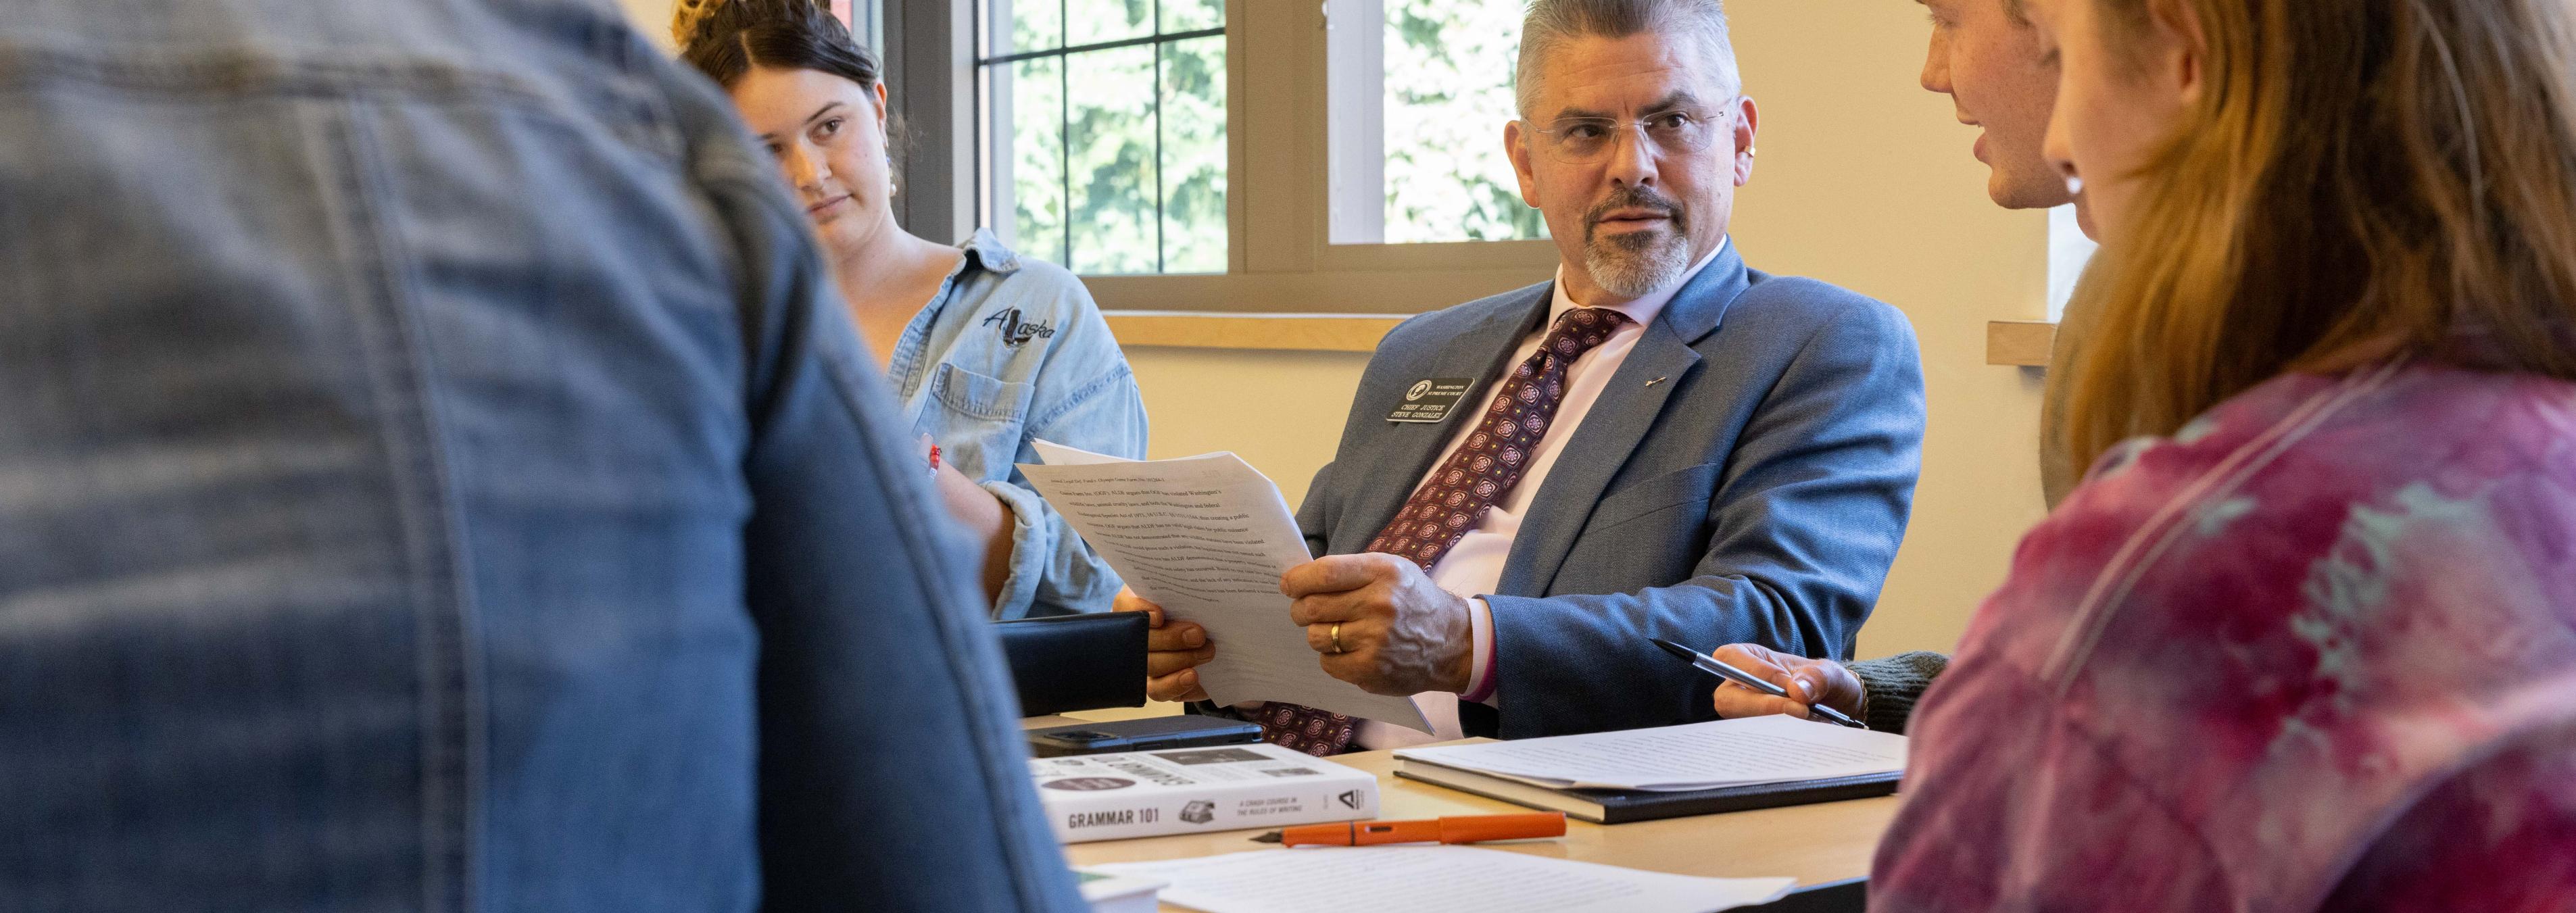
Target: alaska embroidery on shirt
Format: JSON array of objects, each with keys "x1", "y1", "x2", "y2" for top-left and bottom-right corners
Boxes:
[{"x1": 982, "y1": 307, "x2": 1057, "y2": 348}]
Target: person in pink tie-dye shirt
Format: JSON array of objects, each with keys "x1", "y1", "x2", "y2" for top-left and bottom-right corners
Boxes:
[{"x1": 1869, "y1": 0, "x2": 2576, "y2": 909}]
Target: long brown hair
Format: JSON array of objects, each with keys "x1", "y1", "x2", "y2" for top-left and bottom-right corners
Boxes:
[{"x1": 2062, "y1": 0, "x2": 2576, "y2": 470}]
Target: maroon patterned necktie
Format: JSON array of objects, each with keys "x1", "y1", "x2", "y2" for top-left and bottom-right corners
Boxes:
[{"x1": 1257, "y1": 307, "x2": 1633, "y2": 756}]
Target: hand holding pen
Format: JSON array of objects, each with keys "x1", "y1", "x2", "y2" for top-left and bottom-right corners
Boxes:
[{"x1": 1653, "y1": 639, "x2": 1869, "y2": 729}]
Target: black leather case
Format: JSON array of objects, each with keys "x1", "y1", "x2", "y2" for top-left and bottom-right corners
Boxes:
[{"x1": 994, "y1": 612, "x2": 1148, "y2": 716}]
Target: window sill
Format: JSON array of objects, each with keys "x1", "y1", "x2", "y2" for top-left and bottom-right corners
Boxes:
[
  {"x1": 1109, "y1": 314, "x2": 2064, "y2": 362},
  {"x1": 1104, "y1": 311, "x2": 1409, "y2": 353},
  {"x1": 1987, "y1": 320, "x2": 2058, "y2": 367}
]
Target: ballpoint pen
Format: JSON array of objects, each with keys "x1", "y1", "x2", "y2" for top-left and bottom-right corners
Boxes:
[
  {"x1": 1651, "y1": 637, "x2": 1869, "y2": 729},
  {"x1": 1249, "y1": 812, "x2": 1567, "y2": 847}
]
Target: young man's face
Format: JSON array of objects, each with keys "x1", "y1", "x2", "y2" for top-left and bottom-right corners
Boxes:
[{"x1": 1920, "y1": 0, "x2": 2072, "y2": 210}]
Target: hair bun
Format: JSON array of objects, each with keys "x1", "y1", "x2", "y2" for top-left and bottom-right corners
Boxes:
[{"x1": 672, "y1": 0, "x2": 835, "y2": 53}]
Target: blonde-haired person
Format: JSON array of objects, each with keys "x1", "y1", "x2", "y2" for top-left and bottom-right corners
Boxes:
[
  {"x1": 677, "y1": 0, "x2": 1146, "y2": 618},
  {"x1": 1872, "y1": 0, "x2": 2576, "y2": 908}
]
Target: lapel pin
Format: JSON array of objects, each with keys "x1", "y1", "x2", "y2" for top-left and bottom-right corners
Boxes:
[{"x1": 1645, "y1": 376, "x2": 1667, "y2": 388}]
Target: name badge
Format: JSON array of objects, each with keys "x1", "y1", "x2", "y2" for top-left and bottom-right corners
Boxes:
[{"x1": 1386, "y1": 377, "x2": 1474, "y2": 424}]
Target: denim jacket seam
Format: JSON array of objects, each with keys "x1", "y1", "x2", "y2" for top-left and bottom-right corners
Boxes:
[
  {"x1": 1025, "y1": 366, "x2": 1136, "y2": 433},
  {"x1": 0, "y1": 45, "x2": 558, "y2": 106},
  {"x1": 334, "y1": 101, "x2": 483, "y2": 913}
]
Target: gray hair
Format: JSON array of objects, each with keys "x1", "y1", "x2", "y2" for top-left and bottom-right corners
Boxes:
[{"x1": 1515, "y1": 0, "x2": 1742, "y2": 117}]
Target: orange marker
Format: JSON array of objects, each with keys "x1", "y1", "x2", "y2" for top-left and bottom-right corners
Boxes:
[{"x1": 1248, "y1": 812, "x2": 1566, "y2": 847}]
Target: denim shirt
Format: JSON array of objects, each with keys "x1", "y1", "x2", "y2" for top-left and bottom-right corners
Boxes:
[
  {"x1": 0, "y1": 0, "x2": 1082, "y2": 910},
  {"x1": 888, "y1": 229, "x2": 1147, "y2": 619}
]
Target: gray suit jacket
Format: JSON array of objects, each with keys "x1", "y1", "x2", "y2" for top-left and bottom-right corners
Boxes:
[{"x1": 1296, "y1": 244, "x2": 1924, "y2": 739}]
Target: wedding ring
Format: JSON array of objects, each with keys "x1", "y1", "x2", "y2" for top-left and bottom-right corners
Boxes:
[{"x1": 1330, "y1": 623, "x2": 1344, "y2": 654}]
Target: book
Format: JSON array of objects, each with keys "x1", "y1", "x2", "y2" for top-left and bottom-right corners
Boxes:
[
  {"x1": 1394, "y1": 759, "x2": 1900, "y2": 824},
  {"x1": 1030, "y1": 742, "x2": 1379, "y2": 843}
]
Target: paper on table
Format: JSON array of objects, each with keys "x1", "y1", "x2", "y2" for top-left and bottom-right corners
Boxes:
[
  {"x1": 1019, "y1": 441, "x2": 1430, "y2": 731},
  {"x1": 1394, "y1": 715, "x2": 1907, "y2": 791},
  {"x1": 1087, "y1": 846, "x2": 1793, "y2": 913}
]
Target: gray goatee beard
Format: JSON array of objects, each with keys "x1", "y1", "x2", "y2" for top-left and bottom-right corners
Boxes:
[
  {"x1": 1584, "y1": 230, "x2": 1691, "y2": 299},
  {"x1": 1581, "y1": 190, "x2": 1692, "y2": 299}
]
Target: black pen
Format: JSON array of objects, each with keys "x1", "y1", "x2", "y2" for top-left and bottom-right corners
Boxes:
[{"x1": 1651, "y1": 637, "x2": 1868, "y2": 729}]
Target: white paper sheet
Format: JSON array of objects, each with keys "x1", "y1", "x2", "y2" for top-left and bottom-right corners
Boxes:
[
  {"x1": 1394, "y1": 716, "x2": 1906, "y2": 791},
  {"x1": 1020, "y1": 441, "x2": 1430, "y2": 731},
  {"x1": 1087, "y1": 847, "x2": 1793, "y2": 913}
]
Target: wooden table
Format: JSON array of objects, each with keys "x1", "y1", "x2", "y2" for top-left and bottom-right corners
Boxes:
[{"x1": 1031, "y1": 720, "x2": 1898, "y2": 912}]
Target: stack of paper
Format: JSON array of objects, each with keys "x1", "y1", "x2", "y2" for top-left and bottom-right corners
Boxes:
[
  {"x1": 1086, "y1": 846, "x2": 1794, "y2": 913},
  {"x1": 1075, "y1": 870, "x2": 1166, "y2": 913},
  {"x1": 1019, "y1": 441, "x2": 1430, "y2": 731},
  {"x1": 1396, "y1": 716, "x2": 1907, "y2": 791}
]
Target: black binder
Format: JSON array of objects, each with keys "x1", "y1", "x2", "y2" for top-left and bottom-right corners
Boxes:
[
  {"x1": 1394, "y1": 760, "x2": 1900, "y2": 824},
  {"x1": 994, "y1": 612, "x2": 1148, "y2": 717}
]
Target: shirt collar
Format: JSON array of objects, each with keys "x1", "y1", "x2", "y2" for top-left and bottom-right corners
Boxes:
[
  {"x1": 1547, "y1": 236, "x2": 1732, "y2": 330},
  {"x1": 956, "y1": 226, "x2": 1023, "y2": 274}
]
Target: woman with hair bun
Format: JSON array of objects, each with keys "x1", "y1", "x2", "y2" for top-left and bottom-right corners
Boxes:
[{"x1": 679, "y1": 0, "x2": 1147, "y2": 619}]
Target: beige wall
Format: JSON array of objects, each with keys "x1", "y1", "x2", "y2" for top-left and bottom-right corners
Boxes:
[
  {"x1": 619, "y1": 0, "x2": 677, "y2": 49},
  {"x1": 616, "y1": 0, "x2": 2052, "y2": 658},
  {"x1": 1125, "y1": 1, "x2": 2054, "y2": 658}
]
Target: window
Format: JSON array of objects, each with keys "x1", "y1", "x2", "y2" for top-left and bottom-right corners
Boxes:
[
  {"x1": 952, "y1": 1, "x2": 1553, "y2": 313},
  {"x1": 2046, "y1": 203, "x2": 2095, "y2": 320},
  {"x1": 977, "y1": 1, "x2": 1227, "y2": 275},
  {"x1": 1326, "y1": 0, "x2": 1545, "y2": 245}
]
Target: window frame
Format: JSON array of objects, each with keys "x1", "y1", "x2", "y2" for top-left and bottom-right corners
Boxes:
[
  {"x1": 973, "y1": 3, "x2": 1225, "y2": 275},
  {"x1": 963, "y1": 0, "x2": 1558, "y2": 315}
]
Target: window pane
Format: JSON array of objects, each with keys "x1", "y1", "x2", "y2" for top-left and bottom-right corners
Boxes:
[
  {"x1": 1160, "y1": 35, "x2": 1227, "y2": 273},
  {"x1": 994, "y1": 0, "x2": 1063, "y2": 56},
  {"x1": 1330, "y1": 0, "x2": 1546, "y2": 245},
  {"x1": 1007, "y1": 56, "x2": 1067, "y2": 264},
  {"x1": 1067, "y1": 0, "x2": 1152, "y2": 47},
  {"x1": 1384, "y1": 0, "x2": 1542, "y2": 243},
  {"x1": 1065, "y1": 46, "x2": 1158, "y2": 274},
  {"x1": 2047, "y1": 204, "x2": 2097, "y2": 321},
  {"x1": 1161, "y1": 0, "x2": 1223, "y2": 32}
]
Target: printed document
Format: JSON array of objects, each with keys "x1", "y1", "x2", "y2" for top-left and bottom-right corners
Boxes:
[
  {"x1": 1394, "y1": 715, "x2": 1907, "y2": 791},
  {"x1": 1087, "y1": 846, "x2": 1793, "y2": 913},
  {"x1": 1021, "y1": 441, "x2": 1430, "y2": 731}
]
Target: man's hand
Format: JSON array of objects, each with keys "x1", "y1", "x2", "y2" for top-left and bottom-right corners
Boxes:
[
  {"x1": 1117, "y1": 588, "x2": 1213, "y2": 703},
  {"x1": 1707, "y1": 643, "x2": 1864, "y2": 722},
  {"x1": 1280, "y1": 553, "x2": 1472, "y2": 696}
]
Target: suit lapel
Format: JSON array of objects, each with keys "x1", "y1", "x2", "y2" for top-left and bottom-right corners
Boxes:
[
  {"x1": 1495, "y1": 245, "x2": 1752, "y2": 597},
  {"x1": 1340, "y1": 286, "x2": 1553, "y2": 551}
]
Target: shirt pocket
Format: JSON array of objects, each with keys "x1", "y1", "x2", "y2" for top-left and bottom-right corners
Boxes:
[
  {"x1": 1586, "y1": 462, "x2": 1723, "y2": 533},
  {"x1": 929, "y1": 362, "x2": 1036, "y2": 423}
]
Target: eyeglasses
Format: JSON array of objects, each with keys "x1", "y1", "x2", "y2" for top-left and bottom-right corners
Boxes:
[{"x1": 1527, "y1": 107, "x2": 1732, "y2": 164}]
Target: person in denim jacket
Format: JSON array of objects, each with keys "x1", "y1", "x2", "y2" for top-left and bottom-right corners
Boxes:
[
  {"x1": 0, "y1": 0, "x2": 1084, "y2": 908},
  {"x1": 680, "y1": 0, "x2": 1148, "y2": 619}
]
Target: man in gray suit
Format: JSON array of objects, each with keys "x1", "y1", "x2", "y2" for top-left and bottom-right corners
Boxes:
[{"x1": 1131, "y1": 0, "x2": 1925, "y2": 750}]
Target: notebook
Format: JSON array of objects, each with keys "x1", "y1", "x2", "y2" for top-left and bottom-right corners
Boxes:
[{"x1": 1392, "y1": 716, "x2": 1906, "y2": 824}]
